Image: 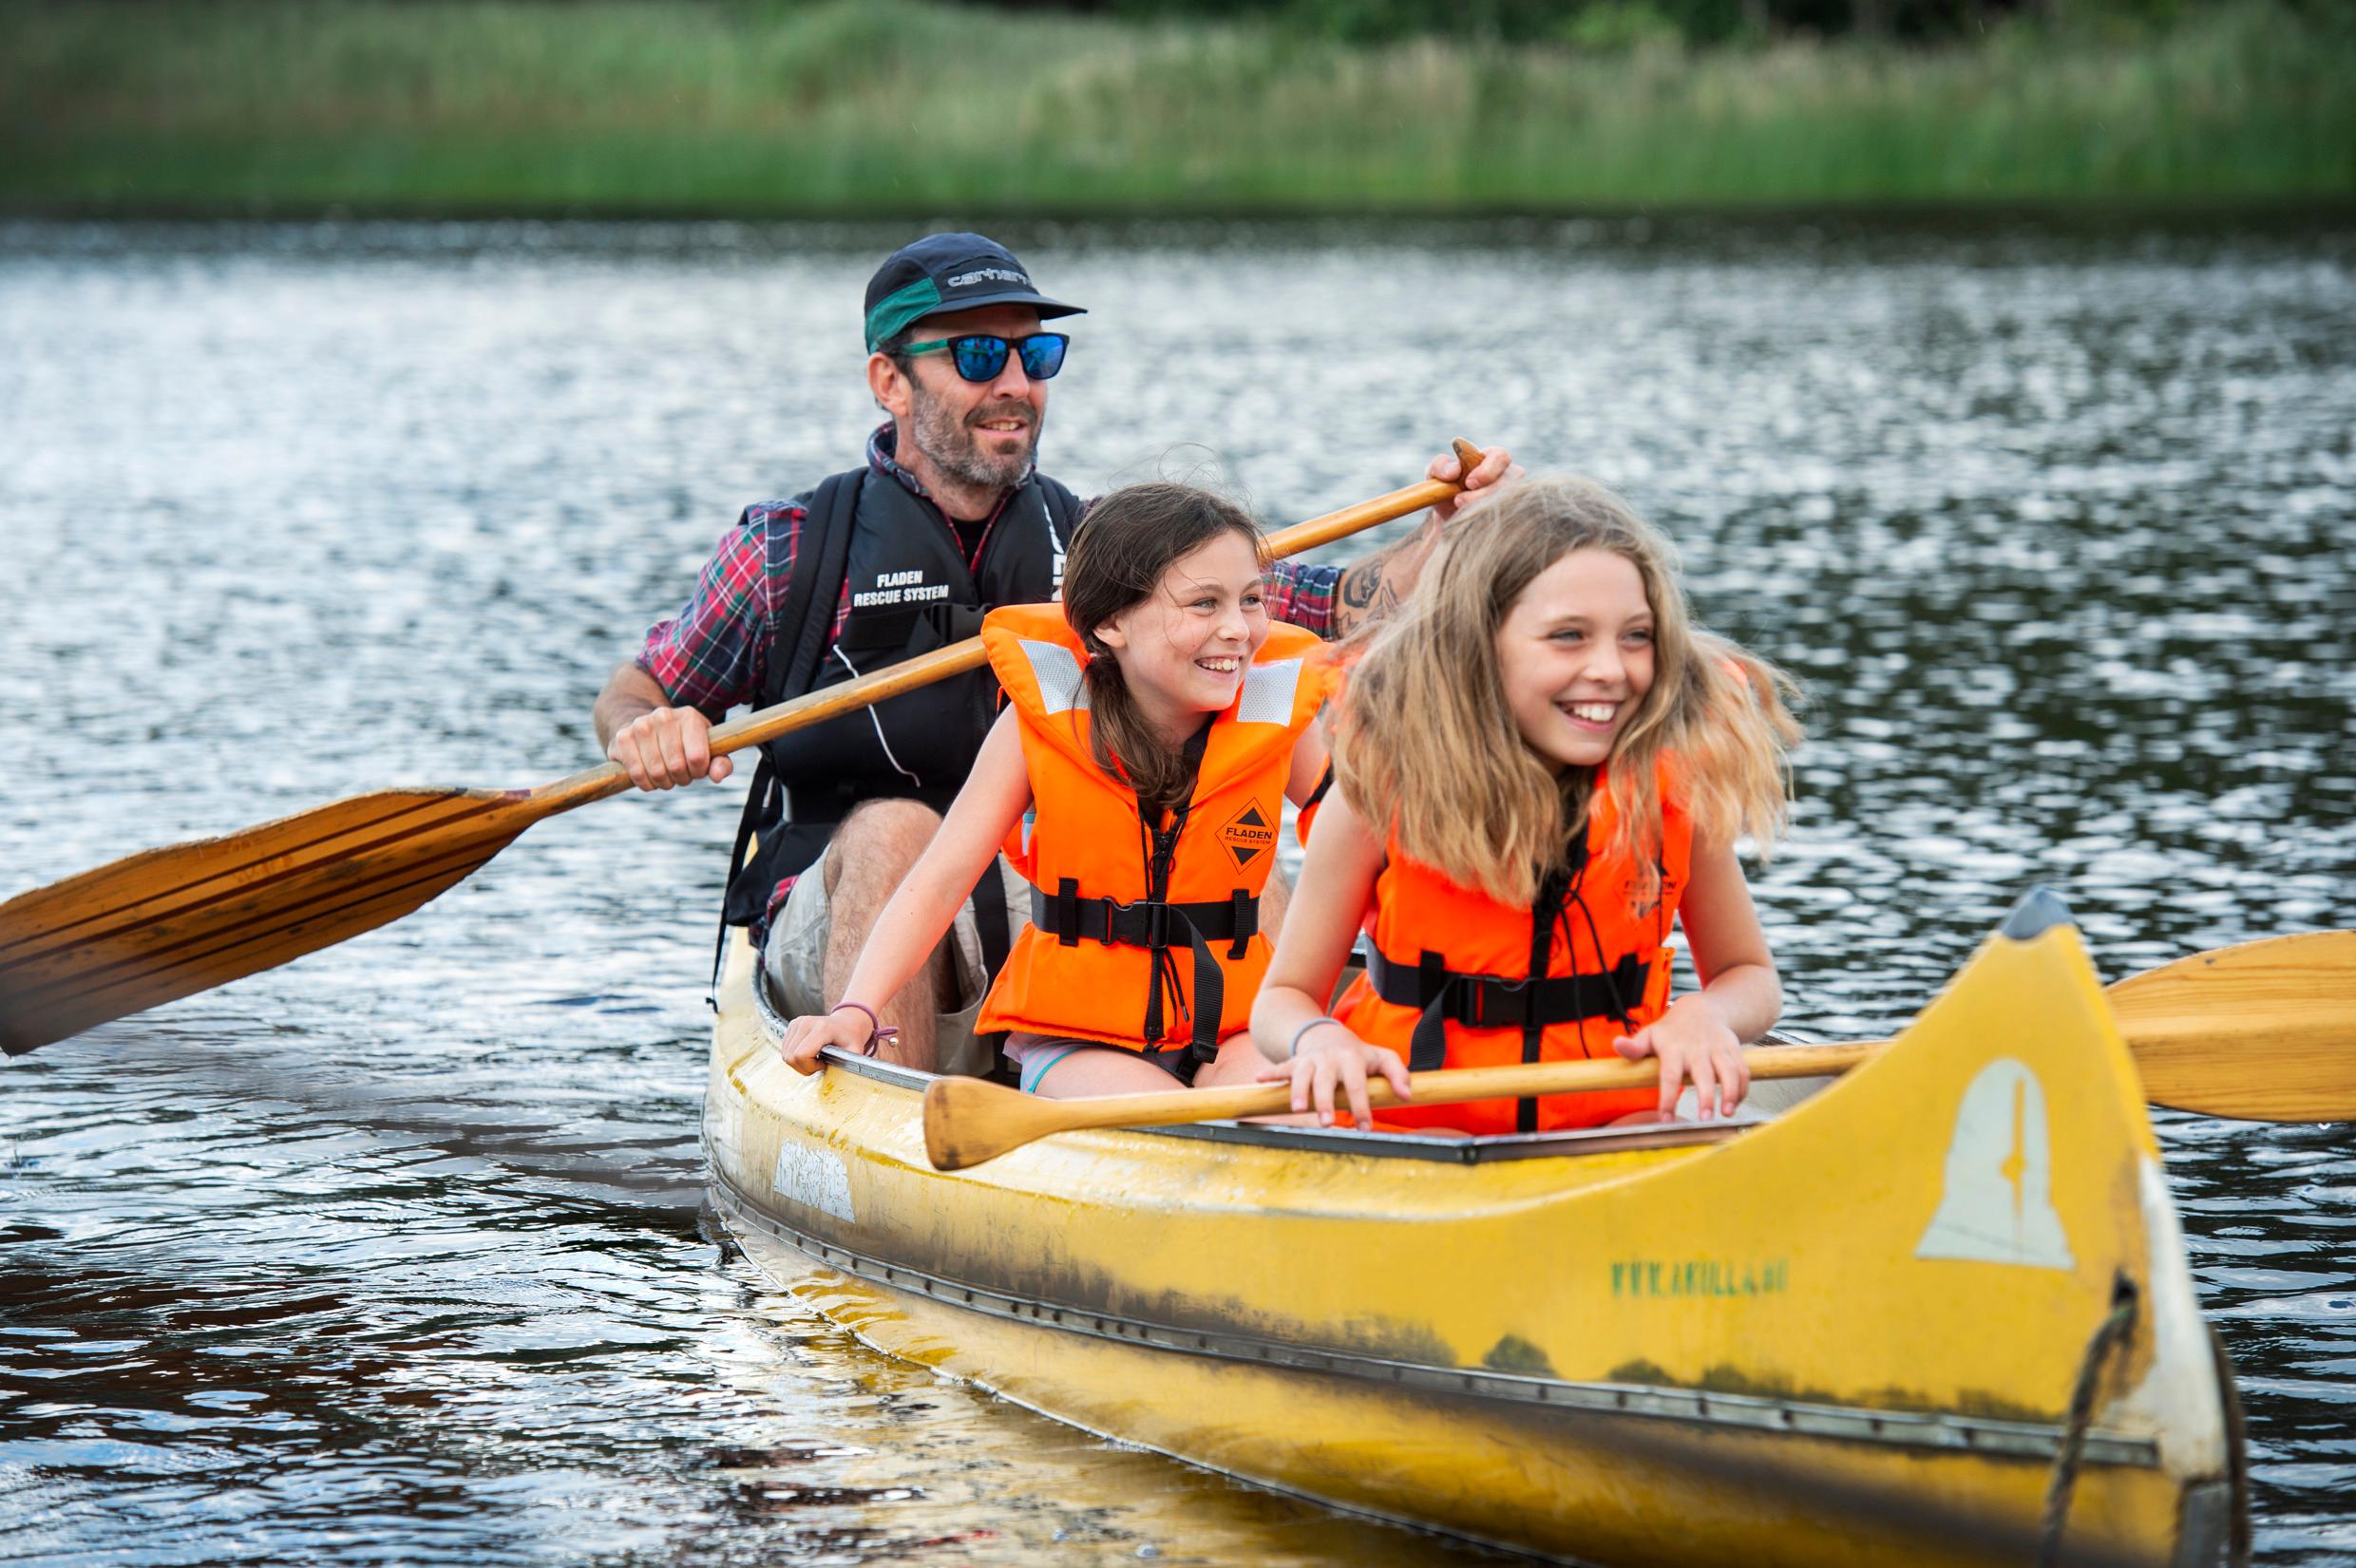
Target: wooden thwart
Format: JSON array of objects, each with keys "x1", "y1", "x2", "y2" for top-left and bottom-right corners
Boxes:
[
  {"x1": 921, "y1": 930, "x2": 2356, "y2": 1170},
  {"x1": 0, "y1": 448, "x2": 1484, "y2": 1055}
]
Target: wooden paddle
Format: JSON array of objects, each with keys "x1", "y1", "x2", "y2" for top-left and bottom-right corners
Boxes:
[
  {"x1": 922, "y1": 929, "x2": 2356, "y2": 1170},
  {"x1": 2110, "y1": 930, "x2": 2356, "y2": 1122},
  {"x1": 0, "y1": 444, "x2": 1490, "y2": 1056}
]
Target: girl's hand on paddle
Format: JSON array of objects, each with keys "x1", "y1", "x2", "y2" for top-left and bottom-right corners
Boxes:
[
  {"x1": 1256, "y1": 1030, "x2": 1411, "y2": 1128},
  {"x1": 1614, "y1": 998, "x2": 1750, "y2": 1120},
  {"x1": 1426, "y1": 443, "x2": 1520, "y2": 526},
  {"x1": 609, "y1": 705, "x2": 732, "y2": 791},
  {"x1": 777, "y1": 1010, "x2": 872, "y2": 1075}
]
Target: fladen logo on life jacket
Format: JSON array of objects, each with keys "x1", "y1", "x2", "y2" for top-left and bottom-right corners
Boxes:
[
  {"x1": 1221, "y1": 799, "x2": 1278, "y2": 872},
  {"x1": 1622, "y1": 862, "x2": 1679, "y2": 922}
]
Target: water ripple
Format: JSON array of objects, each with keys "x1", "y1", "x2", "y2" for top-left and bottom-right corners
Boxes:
[{"x1": 2, "y1": 216, "x2": 2351, "y2": 1565}]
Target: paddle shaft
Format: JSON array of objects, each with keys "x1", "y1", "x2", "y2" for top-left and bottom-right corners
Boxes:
[
  {"x1": 531, "y1": 454, "x2": 1481, "y2": 816},
  {"x1": 1028, "y1": 1042, "x2": 1877, "y2": 1137},
  {"x1": 922, "y1": 927, "x2": 2356, "y2": 1167},
  {"x1": 0, "y1": 449, "x2": 1479, "y2": 1055}
]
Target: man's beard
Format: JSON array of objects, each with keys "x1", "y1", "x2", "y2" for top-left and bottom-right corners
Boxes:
[{"x1": 907, "y1": 385, "x2": 1041, "y2": 494}]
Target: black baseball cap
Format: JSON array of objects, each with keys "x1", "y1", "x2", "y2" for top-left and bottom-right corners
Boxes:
[{"x1": 863, "y1": 233, "x2": 1085, "y2": 353}]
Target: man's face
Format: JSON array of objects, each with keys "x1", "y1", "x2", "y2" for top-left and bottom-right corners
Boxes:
[{"x1": 882, "y1": 303, "x2": 1050, "y2": 495}]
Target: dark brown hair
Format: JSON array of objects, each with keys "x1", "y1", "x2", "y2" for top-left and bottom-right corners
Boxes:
[{"x1": 1062, "y1": 482, "x2": 1269, "y2": 815}]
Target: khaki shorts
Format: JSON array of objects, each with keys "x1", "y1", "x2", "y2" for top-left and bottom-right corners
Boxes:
[{"x1": 760, "y1": 841, "x2": 1031, "y2": 1079}]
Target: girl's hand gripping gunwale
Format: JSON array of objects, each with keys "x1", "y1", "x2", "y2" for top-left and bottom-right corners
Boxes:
[{"x1": 777, "y1": 1005, "x2": 892, "y2": 1076}]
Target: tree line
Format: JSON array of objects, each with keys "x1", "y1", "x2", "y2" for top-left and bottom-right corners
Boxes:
[{"x1": 960, "y1": 0, "x2": 2295, "y2": 47}]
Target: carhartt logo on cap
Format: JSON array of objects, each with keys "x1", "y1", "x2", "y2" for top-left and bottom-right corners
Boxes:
[{"x1": 947, "y1": 267, "x2": 1029, "y2": 288}]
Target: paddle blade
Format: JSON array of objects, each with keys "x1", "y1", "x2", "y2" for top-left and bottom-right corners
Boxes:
[
  {"x1": 923, "y1": 1075, "x2": 1080, "y2": 1171},
  {"x1": 2112, "y1": 930, "x2": 2356, "y2": 1122},
  {"x1": 0, "y1": 788, "x2": 543, "y2": 1055}
]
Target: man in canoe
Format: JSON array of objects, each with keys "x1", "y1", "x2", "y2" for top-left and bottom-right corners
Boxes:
[{"x1": 592, "y1": 231, "x2": 1512, "y2": 1073}]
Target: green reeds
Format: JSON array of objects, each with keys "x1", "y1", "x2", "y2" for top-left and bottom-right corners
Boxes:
[{"x1": 2, "y1": 0, "x2": 2346, "y2": 213}]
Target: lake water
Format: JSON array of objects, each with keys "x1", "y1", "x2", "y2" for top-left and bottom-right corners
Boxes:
[{"x1": 1, "y1": 217, "x2": 2350, "y2": 1565}]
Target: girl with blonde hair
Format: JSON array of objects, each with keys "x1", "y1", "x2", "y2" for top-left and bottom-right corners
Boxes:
[{"x1": 1249, "y1": 476, "x2": 1800, "y2": 1132}]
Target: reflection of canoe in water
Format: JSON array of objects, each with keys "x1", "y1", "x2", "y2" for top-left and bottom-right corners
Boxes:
[{"x1": 704, "y1": 894, "x2": 2245, "y2": 1567}]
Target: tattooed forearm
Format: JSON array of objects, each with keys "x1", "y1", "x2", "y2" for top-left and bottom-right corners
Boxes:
[
  {"x1": 1327, "y1": 519, "x2": 1437, "y2": 639},
  {"x1": 1339, "y1": 559, "x2": 1388, "y2": 611}
]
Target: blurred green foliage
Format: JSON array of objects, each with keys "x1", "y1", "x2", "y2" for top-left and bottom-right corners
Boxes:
[
  {"x1": 3, "y1": 0, "x2": 2347, "y2": 213},
  {"x1": 983, "y1": 0, "x2": 2337, "y2": 45}
]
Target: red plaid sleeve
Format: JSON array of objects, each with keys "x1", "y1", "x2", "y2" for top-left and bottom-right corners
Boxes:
[
  {"x1": 1265, "y1": 559, "x2": 1340, "y2": 639},
  {"x1": 635, "y1": 500, "x2": 807, "y2": 720}
]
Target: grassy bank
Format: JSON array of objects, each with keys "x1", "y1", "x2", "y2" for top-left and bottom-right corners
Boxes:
[{"x1": 2, "y1": 0, "x2": 2348, "y2": 214}]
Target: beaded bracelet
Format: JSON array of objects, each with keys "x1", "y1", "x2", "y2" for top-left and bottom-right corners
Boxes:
[
  {"x1": 1287, "y1": 1015, "x2": 1346, "y2": 1059},
  {"x1": 831, "y1": 1001, "x2": 899, "y2": 1056}
]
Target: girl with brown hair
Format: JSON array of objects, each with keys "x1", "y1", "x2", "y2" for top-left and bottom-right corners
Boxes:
[
  {"x1": 776, "y1": 482, "x2": 1334, "y2": 1096},
  {"x1": 1249, "y1": 476, "x2": 1801, "y2": 1133}
]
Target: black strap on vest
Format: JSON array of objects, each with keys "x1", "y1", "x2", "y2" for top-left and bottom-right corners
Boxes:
[
  {"x1": 970, "y1": 861, "x2": 1013, "y2": 982},
  {"x1": 710, "y1": 473, "x2": 867, "y2": 998},
  {"x1": 1027, "y1": 885, "x2": 1257, "y2": 1086},
  {"x1": 710, "y1": 468, "x2": 1085, "y2": 997},
  {"x1": 1365, "y1": 936, "x2": 1647, "y2": 1086},
  {"x1": 1364, "y1": 946, "x2": 1647, "y2": 1073},
  {"x1": 711, "y1": 758, "x2": 787, "y2": 1003},
  {"x1": 1520, "y1": 870, "x2": 1569, "y2": 1132},
  {"x1": 1030, "y1": 887, "x2": 1260, "y2": 951},
  {"x1": 1023, "y1": 725, "x2": 1242, "y2": 1081}
]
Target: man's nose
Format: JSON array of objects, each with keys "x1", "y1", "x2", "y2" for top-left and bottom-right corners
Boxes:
[{"x1": 986, "y1": 352, "x2": 1034, "y2": 398}]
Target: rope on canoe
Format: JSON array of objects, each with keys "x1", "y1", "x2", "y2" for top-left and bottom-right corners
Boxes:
[
  {"x1": 2036, "y1": 1275, "x2": 2139, "y2": 1568},
  {"x1": 2208, "y1": 1319, "x2": 2254, "y2": 1568}
]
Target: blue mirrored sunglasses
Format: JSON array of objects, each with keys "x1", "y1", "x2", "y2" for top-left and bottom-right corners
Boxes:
[{"x1": 900, "y1": 331, "x2": 1070, "y2": 383}]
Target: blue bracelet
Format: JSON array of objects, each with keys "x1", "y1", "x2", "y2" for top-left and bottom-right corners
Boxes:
[{"x1": 1288, "y1": 1015, "x2": 1346, "y2": 1059}]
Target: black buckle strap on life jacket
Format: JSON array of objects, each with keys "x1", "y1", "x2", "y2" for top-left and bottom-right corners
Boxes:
[
  {"x1": 969, "y1": 860, "x2": 1013, "y2": 983},
  {"x1": 1522, "y1": 870, "x2": 1569, "y2": 1134},
  {"x1": 1365, "y1": 944, "x2": 1650, "y2": 1075},
  {"x1": 1027, "y1": 883, "x2": 1257, "y2": 1069},
  {"x1": 712, "y1": 752, "x2": 786, "y2": 1007},
  {"x1": 1030, "y1": 888, "x2": 1261, "y2": 949}
]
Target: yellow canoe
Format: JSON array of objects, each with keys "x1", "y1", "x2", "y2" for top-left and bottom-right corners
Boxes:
[{"x1": 703, "y1": 894, "x2": 2245, "y2": 1566}]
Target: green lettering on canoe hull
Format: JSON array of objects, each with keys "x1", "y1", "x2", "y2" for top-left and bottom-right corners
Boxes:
[{"x1": 1610, "y1": 1257, "x2": 1788, "y2": 1298}]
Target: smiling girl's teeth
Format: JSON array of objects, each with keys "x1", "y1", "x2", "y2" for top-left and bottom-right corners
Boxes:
[
  {"x1": 1568, "y1": 702, "x2": 1616, "y2": 723},
  {"x1": 1198, "y1": 657, "x2": 1241, "y2": 673}
]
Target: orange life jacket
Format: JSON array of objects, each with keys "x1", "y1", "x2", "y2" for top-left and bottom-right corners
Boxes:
[
  {"x1": 976, "y1": 604, "x2": 1330, "y2": 1075},
  {"x1": 1337, "y1": 758, "x2": 1693, "y2": 1134}
]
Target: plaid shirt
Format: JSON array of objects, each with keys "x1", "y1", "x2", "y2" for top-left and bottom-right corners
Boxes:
[{"x1": 637, "y1": 425, "x2": 1340, "y2": 910}]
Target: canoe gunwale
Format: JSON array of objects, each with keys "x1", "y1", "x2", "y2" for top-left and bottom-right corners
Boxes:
[
  {"x1": 757, "y1": 961, "x2": 1796, "y2": 1166},
  {"x1": 708, "y1": 1162, "x2": 2161, "y2": 1471}
]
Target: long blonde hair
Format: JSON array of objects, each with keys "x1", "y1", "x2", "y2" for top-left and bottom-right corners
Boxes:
[{"x1": 1333, "y1": 476, "x2": 1799, "y2": 906}]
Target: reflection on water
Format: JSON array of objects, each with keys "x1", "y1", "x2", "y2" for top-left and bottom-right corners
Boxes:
[{"x1": 1, "y1": 217, "x2": 2350, "y2": 1565}]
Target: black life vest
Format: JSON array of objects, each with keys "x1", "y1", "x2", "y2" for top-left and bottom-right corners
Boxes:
[{"x1": 719, "y1": 463, "x2": 1082, "y2": 932}]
